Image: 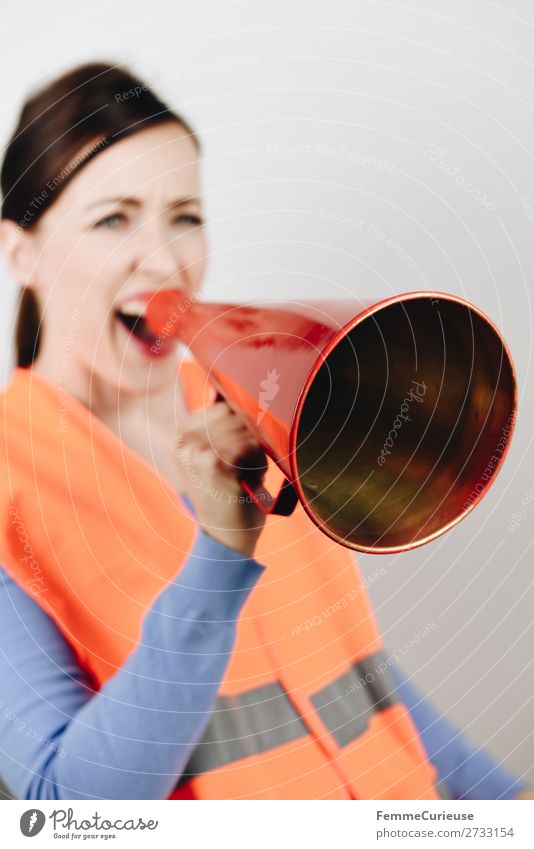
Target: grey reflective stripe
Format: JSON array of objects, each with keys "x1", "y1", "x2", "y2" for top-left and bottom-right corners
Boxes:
[
  {"x1": 175, "y1": 652, "x2": 399, "y2": 789},
  {"x1": 310, "y1": 650, "x2": 399, "y2": 748},
  {"x1": 175, "y1": 681, "x2": 308, "y2": 788}
]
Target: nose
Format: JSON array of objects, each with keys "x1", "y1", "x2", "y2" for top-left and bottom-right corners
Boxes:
[{"x1": 134, "y1": 219, "x2": 180, "y2": 282}]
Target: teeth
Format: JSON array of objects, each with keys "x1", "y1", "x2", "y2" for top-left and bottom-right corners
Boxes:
[{"x1": 117, "y1": 298, "x2": 147, "y2": 317}]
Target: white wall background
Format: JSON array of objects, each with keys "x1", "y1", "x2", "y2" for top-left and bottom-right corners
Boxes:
[{"x1": 1, "y1": 0, "x2": 533, "y2": 787}]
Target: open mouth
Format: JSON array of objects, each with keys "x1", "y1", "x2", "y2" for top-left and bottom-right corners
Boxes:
[
  {"x1": 114, "y1": 296, "x2": 175, "y2": 355},
  {"x1": 115, "y1": 308, "x2": 158, "y2": 343}
]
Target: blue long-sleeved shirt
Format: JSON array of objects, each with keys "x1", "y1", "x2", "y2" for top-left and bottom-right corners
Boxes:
[{"x1": 0, "y1": 496, "x2": 526, "y2": 800}]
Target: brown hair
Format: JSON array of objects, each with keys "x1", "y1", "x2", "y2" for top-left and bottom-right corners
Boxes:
[{"x1": 0, "y1": 61, "x2": 200, "y2": 367}]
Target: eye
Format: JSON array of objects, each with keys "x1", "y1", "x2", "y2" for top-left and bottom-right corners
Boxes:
[
  {"x1": 94, "y1": 212, "x2": 127, "y2": 229},
  {"x1": 172, "y1": 213, "x2": 203, "y2": 226}
]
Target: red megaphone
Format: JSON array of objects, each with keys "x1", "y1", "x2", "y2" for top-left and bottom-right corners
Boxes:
[{"x1": 145, "y1": 289, "x2": 517, "y2": 555}]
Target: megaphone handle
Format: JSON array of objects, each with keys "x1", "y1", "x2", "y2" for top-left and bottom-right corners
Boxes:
[
  {"x1": 213, "y1": 392, "x2": 299, "y2": 516},
  {"x1": 240, "y1": 478, "x2": 299, "y2": 516}
]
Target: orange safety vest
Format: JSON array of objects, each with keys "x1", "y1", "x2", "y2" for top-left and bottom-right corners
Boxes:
[{"x1": 0, "y1": 361, "x2": 438, "y2": 800}]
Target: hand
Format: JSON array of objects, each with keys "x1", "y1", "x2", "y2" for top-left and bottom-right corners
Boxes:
[{"x1": 174, "y1": 398, "x2": 268, "y2": 557}]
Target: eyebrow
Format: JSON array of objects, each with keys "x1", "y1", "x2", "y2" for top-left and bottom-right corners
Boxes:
[{"x1": 86, "y1": 195, "x2": 201, "y2": 211}]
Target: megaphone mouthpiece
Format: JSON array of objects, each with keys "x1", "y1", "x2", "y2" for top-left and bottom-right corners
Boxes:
[{"x1": 145, "y1": 289, "x2": 188, "y2": 338}]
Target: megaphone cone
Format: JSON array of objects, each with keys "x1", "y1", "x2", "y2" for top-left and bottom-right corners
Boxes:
[{"x1": 146, "y1": 290, "x2": 516, "y2": 555}]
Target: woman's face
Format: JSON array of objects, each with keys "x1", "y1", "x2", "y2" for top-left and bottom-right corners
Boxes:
[{"x1": 21, "y1": 121, "x2": 207, "y2": 394}]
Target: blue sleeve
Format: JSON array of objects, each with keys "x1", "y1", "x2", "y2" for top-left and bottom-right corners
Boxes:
[
  {"x1": 0, "y1": 519, "x2": 265, "y2": 801},
  {"x1": 390, "y1": 665, "x2": 527, "y2": 800}
]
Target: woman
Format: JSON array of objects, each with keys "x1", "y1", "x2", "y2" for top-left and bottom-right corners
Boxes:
[{"x1": 0, "y1": 61, "x2": 528, "y2": 801}]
